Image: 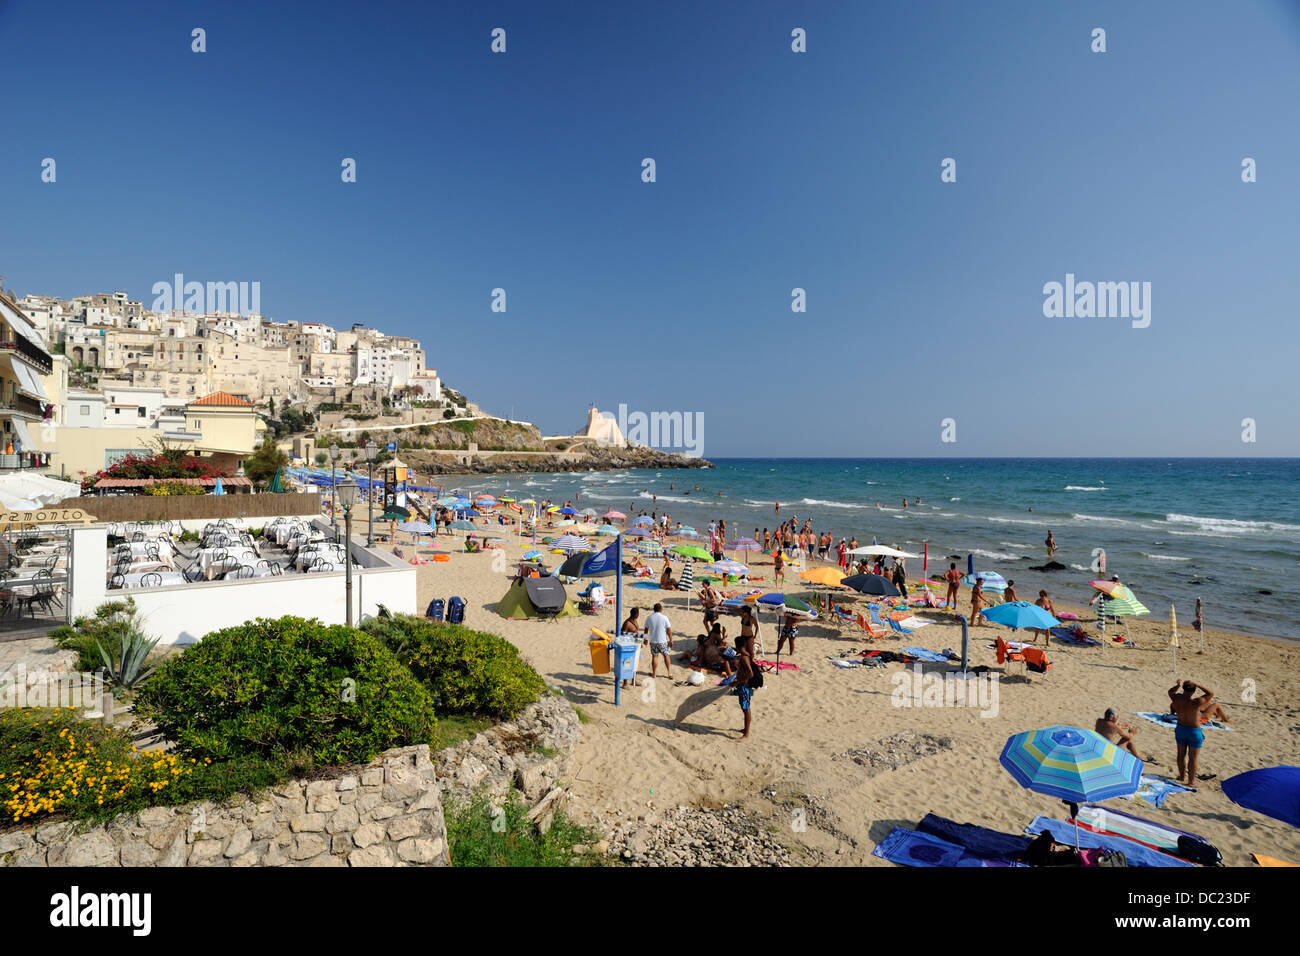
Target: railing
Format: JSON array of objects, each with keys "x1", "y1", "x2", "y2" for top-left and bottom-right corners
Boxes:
[
  {"x1": 0, "y1": 388, "x2": 46, "y2": 417},
  {"x1": 0, "y1": 334, "x2": 54, "y2": 374}
]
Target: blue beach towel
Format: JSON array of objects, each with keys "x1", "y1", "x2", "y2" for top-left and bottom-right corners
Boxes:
[
  {"x1": 917, "y1": 813, "x2": 1031, "y2": 864},
  {"x1": 1049, "y1": 626, "x2": 1102, "y2": 646},
  {"x1": 1024, "y1": 817, "x2": 1194, "y2": 867},
  {"x1": 900, "y1": 646, "x2": 951, "y2": 663},
  {"x1": 873, "y1": 827, "x2": 1021, "y2": 867},
  {"x1": 1135, "y1": 712, "x2": 1234, "y2": 732},
  {"x1": 1128, "y1": 774, "x2": 1196, "y2": 809}
]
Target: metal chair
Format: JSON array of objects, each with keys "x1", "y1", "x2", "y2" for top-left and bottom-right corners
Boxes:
[
  {"x1": 110, "y1": 572, "x2": 127, "y2": 589},
  {"x1": 141, "y1": 571, "x2": 163, "y2": 587}
]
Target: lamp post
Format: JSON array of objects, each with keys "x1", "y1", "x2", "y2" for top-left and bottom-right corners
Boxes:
[
  {"x1": 328, "y1": 442, "x2": 341, "y2": 539},
  {"x1": 337, "y1": 477, "x2": 359, "y2": 627},
  {"x1": 365, "y1": 440, "x2": 378, "y2": 547}
]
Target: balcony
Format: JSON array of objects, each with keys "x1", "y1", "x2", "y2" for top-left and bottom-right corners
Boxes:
[
  {"x1": 0, "y1": 388, "x2": 46, "y2": 418},
  {"x1": 0, "y1": 334, "x2": 54, "y2": 374}
]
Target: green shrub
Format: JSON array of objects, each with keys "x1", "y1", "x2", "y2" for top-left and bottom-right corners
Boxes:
[
  {"x1": 135, "y1": 616, "x2": 438, "y2": 765},
  {"x1": 361, "y1": 616, "x2": 545, "y2": 720}
]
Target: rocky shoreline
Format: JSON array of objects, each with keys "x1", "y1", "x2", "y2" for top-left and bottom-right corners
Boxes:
[{"x1": 404, "y1": 446, "x2": 714, "y2": 476}]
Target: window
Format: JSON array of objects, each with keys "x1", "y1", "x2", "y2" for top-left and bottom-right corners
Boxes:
[
  {"x1": 80, "y1": 404, "x2": 89, "y2": 415},
  {"x1": 138, "y1": 407, "x2": 146, "y2": 418},
  {"x1": 114, "y1": 407, "x2": 120, "y2": 415}
]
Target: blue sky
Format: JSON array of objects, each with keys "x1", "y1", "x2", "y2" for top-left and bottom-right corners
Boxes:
[{"x1": 2, "y1": 0, "x2": 1298, "y2": 457}]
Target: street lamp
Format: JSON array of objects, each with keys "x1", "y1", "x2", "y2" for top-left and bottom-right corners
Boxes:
[
  {"x1": 328, "y1": 442, "x2": 341, "y2": 538},
  {"x1": 365, "y1": 439, "x2": 379, "y2": 547},
  {"x1": 336, "y1": 477, "x2": 359, "y2": 627}
]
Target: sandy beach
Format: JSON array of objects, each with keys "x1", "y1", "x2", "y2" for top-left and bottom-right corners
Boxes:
[{"x1": 361, "y1": 512, "x2": 1300, "y2": 867}]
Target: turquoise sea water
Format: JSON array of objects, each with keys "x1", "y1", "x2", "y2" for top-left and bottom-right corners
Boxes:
[{"x1": 444, "y1": 458, "x2": 1300, "y2": 643}]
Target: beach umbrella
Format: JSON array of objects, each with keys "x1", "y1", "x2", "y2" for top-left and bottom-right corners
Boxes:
[
  {"x1": 570, "y1": 522, "x2": 599, "y2": 534},
  {"x1": 679, "y1": 558, "x2": 696, "y2": 609},
  {"x1": 499, "y1": 496, "x2": 515, "y2": 503},
  {"x1": 635, "y1": 540, "x2": 664, "y2": 557},
  {"x1": 676, "y1": 528, "x2": 700, "y2": 538},
  {"x1": 962, "y1": 571, "x2": 1007, "y2": 592},
  {"x1": 622, "y1": 527, "x2": 652, "y2": 538},
  {"x1": 981, "y1": 601, "x2": 1060, "y2": 631},
  {"x1": 1089, "y1": 579, "x2": 1125, "y2": 597},
  {"x1": 840, "y1": 573, "x2": 901, "y2": 597},
  {"x1": 727, "y1": 537, "x2": 760, "y2": 561},
  {"x1": 603, "y1": 510, "x2": 626, "y2": 520},
  {"x1": 552, "y1": 534, "x2": 590, "y2": 552},
  {"x1": 580, "y1": 507, "x2": 598, "y2": 517},
  {"x1": 1101, "y1": 585, "x2": 1149, "y2": 617},
  {"x1": 799, "y1": 567, "x2": 846, "y2": 587},
  {"x1": 558, "y1": 507, "x2": 579, "y2": 516},
  {"x1": 749, "y1": 593, "x2": 817, "y2": 615},
  {"x1": 596, "y1": 524, "x2": 622, "y2": 536},
  {"x1": 1000, "y1": 726, "x2": 1144, "y2": 847},
  {"x1": 476, "y1": 496, "x2": 499, "y2": 507},
  {"x1": 402, "y1": 520, "x2": 434, "y2": 535},
  {"x1": 450, "y1": 520, "x2": 475, "y2": 532},
  {"x1": 672, "y1": 544, "x2": 712, "y2": 562},
  {"x1": 1221, "y1": 767, "x2": 1300, "y2": 829},
  {"x1": 268, "y1": 467, "x2": 286, "y2": 494},
  {"x1": 211, "y1": 477, "x2": 225, "y2": 496},
  {"x1": 554, "y1": 519, "x2": 575, "y2": 528},
  {"x1": 519, "y1": 498, "x2": 537, "y2": 506},
  {"x1": 632, "y1": 516, "x2": 654, "y2": 526},
  {"x1": 705, "y1": 560, "x2": 748, "y2": 576}
]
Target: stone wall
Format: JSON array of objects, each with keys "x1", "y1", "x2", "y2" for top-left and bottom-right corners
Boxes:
[{"x1": 0, "y1": 696, "x2": 581, "y2": 867}]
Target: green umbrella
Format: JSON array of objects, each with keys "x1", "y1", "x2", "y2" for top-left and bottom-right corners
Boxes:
[
  {"x1": 268, "y1": 467, "x2": 286, "y2": 494},
  {"x1": 672, "y1": 544, "x2": 712, "y2": 561}
]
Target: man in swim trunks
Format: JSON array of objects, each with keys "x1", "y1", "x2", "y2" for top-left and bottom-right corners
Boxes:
[
  {"x1": 1096, "y1": 708, "x2": 1150, "y2": 761},
  {"x1": 1045, "y1": 530, "x2": 1057, "y2": 561},
  {"x1": 944, "y1": 562, "x2": 962, "y2": 609},
  {"x1": 1169, "y1": 679, "x2": 1217, "y2": 786},
  {"x1": 776, "y1": 609, "x2": 799, "y2": 657}
]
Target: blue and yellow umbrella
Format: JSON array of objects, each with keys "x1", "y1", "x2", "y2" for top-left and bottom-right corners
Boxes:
[{"x1": 1000, "y1": 725, "x2": 1143, "y2": 803}]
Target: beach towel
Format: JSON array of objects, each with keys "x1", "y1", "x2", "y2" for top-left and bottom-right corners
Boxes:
[
  {"x1": 755, "y1": 659, "x2": 800, "y2": 672},
  {"x1": 1126, "y1": 774, "x2": 1196, "y2": 809},
  {"x1": 1253, "y1": 853, "x2": 1299, "y2": 867},
  {"x1": 1024, "y1": 817, "x2": 1194, "y2": 868},
  {"x1": 900, "y1": 646, "x2": 950, "y2": 663},
  {"x1": 1135, "y1": 712, "x2": 1234, "y2": 732},
  {"x1": 1050, "y1": 626, "x2": 1102, "y2": 646},
  {"x1": 1075, "y1": 803, "x2": 1209, "y2": 855},
  {"x1": 917, "y1": 813, "x2": 1032, "y2": 864},
  {"x1": 873, "y1": 827, "x2": 1020, "y2": 868},
  {"x1": 632, "y1": 582, "x2": 661, "y2": 589},
  {"x1": 892, "y1": 616, "x2": 928, "y2": 629}
]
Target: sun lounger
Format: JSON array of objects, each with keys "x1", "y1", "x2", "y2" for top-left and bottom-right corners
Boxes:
[
  {"x1": 995, "y1": 636, "x2": 1026, "y2": 675},
  {"x1": 888, "y1": 618, "x2": 914, "y2": 636}
]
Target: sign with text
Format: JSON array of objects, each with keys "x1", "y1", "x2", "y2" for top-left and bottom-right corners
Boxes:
[{"x1": 0, "y1": 507, "x2": 97, "y2": 529}]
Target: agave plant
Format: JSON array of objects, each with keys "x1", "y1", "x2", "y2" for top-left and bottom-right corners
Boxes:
[{"x1": 95, "y1": 619, "x2": 161, "y2": 691}]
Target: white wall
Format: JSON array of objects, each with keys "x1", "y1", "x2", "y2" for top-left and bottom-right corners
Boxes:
[{"x1": 70, "y1": 526, "x2": 417, "y2": 645}]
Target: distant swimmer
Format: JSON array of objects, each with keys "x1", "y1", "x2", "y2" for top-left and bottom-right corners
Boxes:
[
  {"x1": 775, "y1": 501, "x2": 780, "y2": 514},
  {"x1": 914, "y1": 497, "x2": 921, "y2": 506},
  {"x1": 901, "y1": 499, "x2": 908, "y2": 510},
  {"x1": 875, "y1": 501, "x2": 882, "y2": 509},
  {"x1": 1045, "y1": 530, "x2": 1056, "y2": 559}
]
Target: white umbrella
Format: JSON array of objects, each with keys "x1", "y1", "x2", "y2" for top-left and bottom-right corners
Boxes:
[
  {"x1": 0, "y1": 472, "x2": 83, "y2": 510},
  {"x1": 846, "y1": 545, "x2": 919, "y2": 558}
]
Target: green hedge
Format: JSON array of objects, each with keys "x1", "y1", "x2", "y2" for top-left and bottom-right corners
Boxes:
[
  {"x1": 135, "y1": 616, "x2": 438, "y2": 765},
  {"x1": 361, "y1": 616, "x2": 545, "y2": 720}
]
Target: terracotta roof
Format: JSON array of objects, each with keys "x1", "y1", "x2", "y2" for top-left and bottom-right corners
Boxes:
[
  {"x1": 93, "y1": 477, "x2": 252, "y2": 488},
  {"x1": 188, "y1": 391, "x2": 253, "y2": 407}
]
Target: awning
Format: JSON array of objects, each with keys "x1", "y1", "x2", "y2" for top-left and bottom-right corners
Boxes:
[
  {"x1": 10, "y1": 418, "x2": 34, "y2": 449},
  {"x1": 11, "y1": 361, "x2": 49, "y2": 400}
]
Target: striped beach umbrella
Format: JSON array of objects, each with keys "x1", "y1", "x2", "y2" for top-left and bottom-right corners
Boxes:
[
  {"x1": 705, "y1": 560, "x2": 748, "y2": 576},
  {"x1": 1001, "y1": 725, "x2": 1143, "y2": 846},
  {"x1": 552, "y1": 534, "x2": 590, "y2": 552},
  {"x1": 635, "y1": 540, "x2": 664, "y2": 557},
  {"x1": 595, "y1": 524, "x2": 621, "y2": 535},
  {"x1": 1102, "y1": 584, "x2": 1149, "y2": 617}
]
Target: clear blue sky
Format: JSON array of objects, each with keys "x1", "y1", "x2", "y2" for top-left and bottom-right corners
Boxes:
[{"x1": 2, "y1": 0, "x2": 1298, "y2": 457}]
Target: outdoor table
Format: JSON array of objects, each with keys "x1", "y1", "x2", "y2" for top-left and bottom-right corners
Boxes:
[
  {"x1": 195, "y1": 547, "x2": 257, "y2": 571},
  {"x1": 296, "y1": 544, "x2": 347, "y2": 572}
]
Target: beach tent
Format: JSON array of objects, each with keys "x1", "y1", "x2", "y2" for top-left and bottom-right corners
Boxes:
[{"x1": 495, "y1": 577, "x2": 580, "y2": 620}]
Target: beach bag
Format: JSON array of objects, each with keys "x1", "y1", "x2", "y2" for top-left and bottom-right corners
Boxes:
[
  {"x1": 425, "y1": 598, "x2": 445, "y2": 622},
  {"x1": 447, "y1": 596, "x2": 466, "y2": 624},
  {"x1": 1177, "y1": 836, "x2": 1222, "y2": 866}
]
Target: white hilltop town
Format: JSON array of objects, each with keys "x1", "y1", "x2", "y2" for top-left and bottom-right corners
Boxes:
[{"x1": 0, "y1": 278, "x2": 698, "y2": 485}]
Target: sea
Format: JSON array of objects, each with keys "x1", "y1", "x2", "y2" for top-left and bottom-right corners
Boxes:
[{"x1": 436, "y1": 458, "x2": 1300, "y2": 644}]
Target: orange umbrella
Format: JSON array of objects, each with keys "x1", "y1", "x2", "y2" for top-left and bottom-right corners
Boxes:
[{"x1": 799, "y1": 567, "x2": 846, "y2": 587}]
